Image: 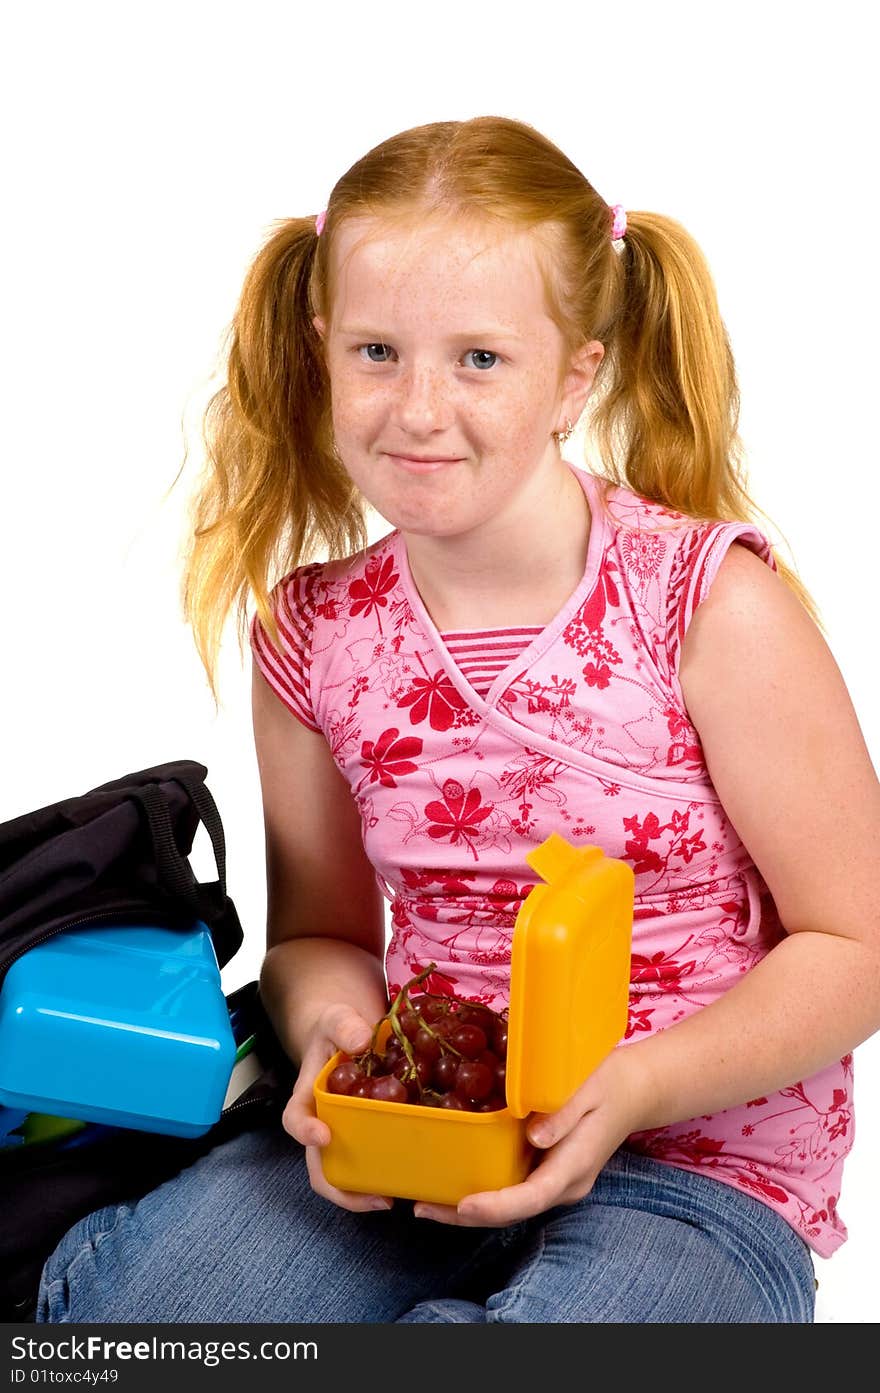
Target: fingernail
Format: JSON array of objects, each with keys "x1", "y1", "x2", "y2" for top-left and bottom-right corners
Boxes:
[
  {"x1": 530, "y1": 1127, "x2": 549, "y2": 1147},
  {"x1": 370, "y1": 1198, "x2": 391, "y2": 1211},
  {"x1": 413, "y1": 1205, "x2": 429, "y2": 1219}
]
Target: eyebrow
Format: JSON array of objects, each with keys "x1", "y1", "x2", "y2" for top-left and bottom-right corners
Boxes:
[{"x1": 337, "y1": 325, "x2": 524, "y2": 342}]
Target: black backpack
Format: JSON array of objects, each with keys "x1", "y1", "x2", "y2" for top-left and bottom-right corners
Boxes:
[{"x1": 0, "y1": 759, "x2": 294, "y2": 1320}]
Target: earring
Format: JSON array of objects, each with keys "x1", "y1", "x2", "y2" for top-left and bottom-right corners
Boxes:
[{"x1": 553, "y1": 418, "x2": 574, "y2": 446}]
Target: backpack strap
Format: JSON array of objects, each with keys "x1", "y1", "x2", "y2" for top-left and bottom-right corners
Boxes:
[
  {"x1": 127, "y1": 776, "x2": 226, "y2": 906},
  {"x1": 167, "y1": 771, "x2": 229, "y2": 894},
  {"x1": 127, "y1": 778, "x2": 244, "y2": 966},
  {"x1": 127, "y1": 784, "x2": 202, "y2": 911}
]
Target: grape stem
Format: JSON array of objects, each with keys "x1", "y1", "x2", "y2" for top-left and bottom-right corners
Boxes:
[
  {"x1": 370, "y1": 962, "x2": 439, "y2": 1084},
  {"x1": 359, "y1": 965, "x2": 504, "y2": 1095}
]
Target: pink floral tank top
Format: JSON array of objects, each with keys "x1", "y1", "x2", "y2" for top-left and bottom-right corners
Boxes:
[{"x1": 251, "y1": 462, "x2": 851, "y2": 1257}]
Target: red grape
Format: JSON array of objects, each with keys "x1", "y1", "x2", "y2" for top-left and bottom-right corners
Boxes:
[
  {"x1": 412, "y1": 1028, "x2": 441, "y2": 1063},
  {"x1": 454, "y1": 1060, "x2": 494, "y2": 1103},
  {"x1": 398, "y1": 1009, "x2": 423, "y2": 1040},
  {"x1": 492, "y1": 1023, "x2": 509, "y2": 1057},
  {"x1": 370, "y1": 1075, "x2": 408, "y2": 1104},
  {"x1": 380, "y1": 1045, "x2": 404, "y2": 1072},
  {"x1": 432, "y1": 1054, "x2": 459, "y2": 1091},
  {"x1": 416, "y1": 997, "x2": 449, "y2": 1023},
  {"x1": 450, "y1": 1025, "x2": 487, "y2": 1059},
  {"x1": 457, "y1": 1004, "x2": 493, "y2": 1027},
  {"x1": 429, "y1": 1016, "x2": 457, "y2": 1040},
  {"x1": 326, "y1": 1060, "x2": 363, "y2": 1095},
  {"x1": 394, "y1": 1055, "x2": 433, "y2": 1088}
]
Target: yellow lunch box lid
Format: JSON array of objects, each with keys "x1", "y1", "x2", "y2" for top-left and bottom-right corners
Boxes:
[{"x1": 505, "y1": 833, "x2": 634, "y2": 1119}]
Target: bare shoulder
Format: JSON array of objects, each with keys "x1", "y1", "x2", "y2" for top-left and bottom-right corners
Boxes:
[{"x1": 679, "y1": 540, "x2": 823, "y2": 700}]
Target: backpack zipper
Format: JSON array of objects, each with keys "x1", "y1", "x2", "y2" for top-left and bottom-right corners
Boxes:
[{"x1": 0, "y1": 907, "x2": 192, "y2": 982}]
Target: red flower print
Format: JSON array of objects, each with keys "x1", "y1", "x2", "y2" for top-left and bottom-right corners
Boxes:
[
  {"x1": 398, "y1": 668, "x2": 468, "y2": 730},
  {"x1": 640, "y1": 1129, "x2": 726, "y2": 1164},
  {"x1": 665, "y1": 707, "x2": 704, "y2": 767},
  {"x1": 665, "y1": 707, "x2": 692, "y2": 741},
  {"x1": 357, "y1": 727, "x2": 423, "y2": 791},
  {"x1": 674, "y1": 830, "x2": 707, "y2": 864},
  {"x1": 625, "y1": 1003, "x2": 654, "y2": 1039},
  {"x1": 400, "y1": 866, "x2": 477, "y2": 896},
  {"x1": 623, "y1": 811, "x2": 662, "y2": 847},
  {"x1": 681, "y1": 1134, "x2": 727, "y2": 1161},
  {"x1": 629, "y1": 841, "x2": 662, "y2": 874},
  {"x1": 666, "y1": 738, "x2": 704, "y2": 769},
  {"x1": 583, "y1": 661, "x2": 612, "y2": 689},
  {"x1": 578, "y1": 564, "x2": 621, "y2": 632},
  {"x1": 347, "y1": 552, "x2": 398, "y2": 630},
  {"x1": 621, "y1": 529, "x2": 667, "y2": 580},
  {"x1": 402, "y1": 963, "x2": 459, "y2": 998},
  {"x1": 735, "y1": 1172, "x2": 790, "y2": 1206},
  {"x1": 630, "y1": 944, "x2": 696, "y2": 993},
  {"x1": 424, "y1": 779, "x2": 493, "y2": 856},
  {"x1": 626, "y1": 845, "x2": 665, "y2": 876}
]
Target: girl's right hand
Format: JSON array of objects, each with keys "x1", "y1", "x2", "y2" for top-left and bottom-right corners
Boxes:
[{"x1": 281, "y1": 1002, "x2": 394, "y2": 1213}]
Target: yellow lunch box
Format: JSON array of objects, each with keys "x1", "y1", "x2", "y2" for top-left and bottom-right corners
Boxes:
[{"x1": 313, "y1": 832, "x2": 634, "y2": 1205}]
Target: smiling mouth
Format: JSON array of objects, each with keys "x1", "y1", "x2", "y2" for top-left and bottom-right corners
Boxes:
[{"x1": 387, "y1": 453, "x2": 462, "y2": 470}]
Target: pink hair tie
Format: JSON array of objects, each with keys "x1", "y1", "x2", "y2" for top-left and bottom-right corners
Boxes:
[
  {"x1": 610, "y1": 204, "x2": 627, "y2": 241},
  {"x1": 315, "y1": 208, "x2": 327, "y2": 236}
]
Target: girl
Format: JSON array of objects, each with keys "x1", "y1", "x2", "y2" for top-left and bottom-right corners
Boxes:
[{"x1": 38, "y1": 115, "x2": 880, "y2": 1324}]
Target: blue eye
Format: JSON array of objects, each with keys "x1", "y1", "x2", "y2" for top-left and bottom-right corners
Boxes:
[
  {"x1": 356, "y1": 344, "x2": 499, "y2": 370},
  {"x1": 463, "y1": 350, "x2": 498, "y2": 371},
  {"x1": 359, "y1": 343, "x2": 394, "y2": 364}
]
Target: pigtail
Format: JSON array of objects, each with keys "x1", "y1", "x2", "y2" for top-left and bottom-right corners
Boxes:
[
  {"x1": 179, "y1": 219, "x2": 367, "y2": 708},
  {"x1": 590, "y1": 212, "x2": 823, "y2": 630}
]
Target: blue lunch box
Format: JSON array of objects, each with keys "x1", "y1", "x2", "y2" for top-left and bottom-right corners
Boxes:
[{"x1": 0, "y1": 920, "x2": 236, "y2": 1137}]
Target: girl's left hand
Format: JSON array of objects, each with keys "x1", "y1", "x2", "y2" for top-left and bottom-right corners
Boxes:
[{"x1": 412, "y1": 1045, "x2": 648, "y2": 1227}]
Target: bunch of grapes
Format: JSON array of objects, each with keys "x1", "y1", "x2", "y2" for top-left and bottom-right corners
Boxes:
[{"x1": 325, "y1": 963, "x2": 509, "y2": 1111}]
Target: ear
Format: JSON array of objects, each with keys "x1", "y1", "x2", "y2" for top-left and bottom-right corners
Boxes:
[
  {"x1": 312, "y1": 315, "x2": 326, "y2": 339},
  {"x1": 559, "y1": 339, "x2": 605, "y2": 425}
]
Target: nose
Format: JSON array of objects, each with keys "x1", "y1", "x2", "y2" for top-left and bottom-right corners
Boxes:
[{"x1": 391, "y1": 363, "x2": 454, "y2": 436}]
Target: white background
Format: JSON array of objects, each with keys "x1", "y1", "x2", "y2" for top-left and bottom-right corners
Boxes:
[{"x1": 2, "y1": 0, "x2": 876, "y2": 1323}]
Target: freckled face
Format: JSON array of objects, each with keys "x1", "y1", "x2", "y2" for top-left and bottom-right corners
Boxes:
[{"x1": 313, "y1": 217, "x2": 574, "y2": 539}]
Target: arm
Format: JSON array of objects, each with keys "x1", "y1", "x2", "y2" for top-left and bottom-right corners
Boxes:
[
  {"x1": 609, "y1": 542, "x2": 880, "y2": 1122},
  {"x1": 252, "y1": 659, "x2": 392, "y2": 1209},
  {"x1": 419, "y1": 544, "x2": 880, "y2": 1225}
]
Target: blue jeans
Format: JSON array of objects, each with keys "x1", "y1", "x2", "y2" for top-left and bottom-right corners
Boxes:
[{"x1": 37, "y1": 1125, "x2": 816, "y2": 1323}]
